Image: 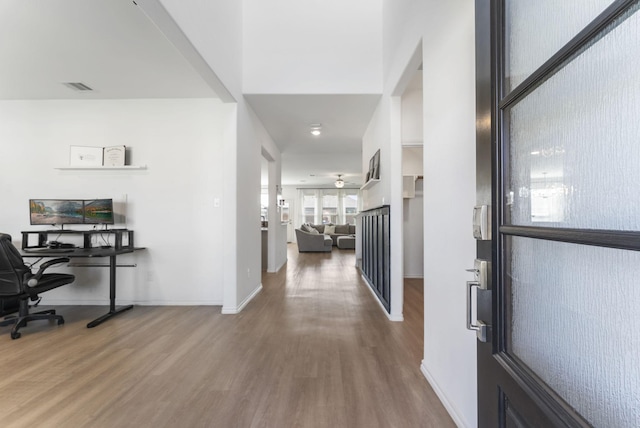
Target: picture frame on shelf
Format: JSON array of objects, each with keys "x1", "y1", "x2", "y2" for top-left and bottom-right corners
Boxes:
[
  {"x1": 368, "y1": 156, "x2": 375, "y2": 181},
  {"x1": 103, "y1": 145, "x2": 126, "y2": 166},
  {"x1": 69, "y1": 146, "x2": 103, "y2": 167},
  {"x1": 371, "y1": 149, "x2": 380, "y2": 179}
]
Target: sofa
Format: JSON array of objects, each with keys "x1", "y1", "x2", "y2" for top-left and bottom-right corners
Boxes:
[
  {"x1": 299, "y1": 223, "x2": 356, "y2": 246},
  {"x1": 295, "y1": 228, "x2": 333, "y2": 252}
]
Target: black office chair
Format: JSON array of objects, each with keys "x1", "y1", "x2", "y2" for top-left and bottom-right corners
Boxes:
[{"x1": 0, "y1": 233, "x2": 75, "y2": 339}]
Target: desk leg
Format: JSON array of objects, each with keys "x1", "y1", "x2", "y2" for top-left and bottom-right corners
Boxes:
[{"x1": 87, "y1": 255, "x2": 134, "y2": 328}]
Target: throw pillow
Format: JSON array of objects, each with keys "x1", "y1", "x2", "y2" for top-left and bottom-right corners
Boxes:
[
  {"x1": 324, "y1": 225, "x2": 336, "y2": 235},
  {"x1": 309, "y1": 227, "x2": 319, "y2": 234},
  {"x1": 301, "y1": 224, "x2": 312, "y2": 233},
  {"x1": 335, "y1": 224, "x2": 349, "y2": 234}
]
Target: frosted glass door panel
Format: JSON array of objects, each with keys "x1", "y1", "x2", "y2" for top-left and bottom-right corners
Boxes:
[
  {"x1": 509, "y1": 237, "x2": 640, "y2": 427},
  {"x1": 508, "y1": 7, "x2": 640, "y2": 230},
  {"x1": 505, "y1": 0, "x2": 614, "y2": 90}
]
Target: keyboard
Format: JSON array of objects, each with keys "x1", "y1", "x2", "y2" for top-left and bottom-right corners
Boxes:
[{"x1": 24, "y1": 247, "x2": 75, "y2": 253}]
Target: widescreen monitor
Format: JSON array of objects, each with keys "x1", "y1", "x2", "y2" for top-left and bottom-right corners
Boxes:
[
  {"x1": 29, "y1": 199, "x2": 84, "y2": 225},
  {"x1": 83, "y1": 199, "x2": 114, "y2": 224},
  {"x1": 29, "y1": 198, "x2": 114, "y2": 226}
]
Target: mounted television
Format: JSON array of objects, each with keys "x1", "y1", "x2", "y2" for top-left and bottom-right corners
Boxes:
[
  {"x1": 83, "y1": 199, "x2": 114, "y2": 224},
  {"x1": 29, "y1": 198, "x2": 114, "y2": 226}
]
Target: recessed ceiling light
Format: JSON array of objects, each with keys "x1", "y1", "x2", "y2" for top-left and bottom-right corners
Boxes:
[{"x1": 310, "y1": 124, "x2": 322, "y2": 136}]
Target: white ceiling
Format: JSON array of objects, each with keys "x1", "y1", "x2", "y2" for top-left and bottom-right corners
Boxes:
[
  {"x1": 247, "y1": 94, "x2": 380, "y2": 187},
  {"x1": 0, "y1": 0, "x2": 379, "y2": 187},
  {"x1": 0, "y1": 0, "x2": 216, "y2": 99}
]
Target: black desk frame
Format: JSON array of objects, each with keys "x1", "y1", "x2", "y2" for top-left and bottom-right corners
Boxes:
[{"x1": 22, "y1": 245, "x2": 140, "y2": 328}]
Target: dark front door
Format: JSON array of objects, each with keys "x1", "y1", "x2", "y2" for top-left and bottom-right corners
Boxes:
[{"x1": 474, "y1": 0, "x2": 640, "y2": 426}]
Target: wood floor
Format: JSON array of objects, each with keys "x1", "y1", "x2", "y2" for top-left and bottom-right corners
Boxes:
[{"x1": 0, "y1": 245, "x2": 454, "y2": 428}]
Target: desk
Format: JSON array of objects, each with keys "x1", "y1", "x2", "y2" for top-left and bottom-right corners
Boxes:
[{"x1": 22, "y1": 246, "x2": 143, "y2": 328}]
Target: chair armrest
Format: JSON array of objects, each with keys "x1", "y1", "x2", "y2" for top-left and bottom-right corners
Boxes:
[
  {"x1": 37, "y1": 257, "x2": 70, "y2": 272},
  {"x1": 26, "y1": 257, "x2": 70, "y2": 287}
]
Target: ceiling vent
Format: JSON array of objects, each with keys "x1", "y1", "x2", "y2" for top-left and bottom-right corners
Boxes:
[{"x1": 63, "y1": 82, "x2": 93, "y2": 91}]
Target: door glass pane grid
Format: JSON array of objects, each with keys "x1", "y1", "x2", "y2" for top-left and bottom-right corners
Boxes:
[
  {"x1": 506, "y1": 5, "x2": 640, "y2": 231},
  {"x1": 505, "y1": 0, "x2": 616, "y2": 91},
  {"x1": 507, "y1": 236, "x2": 640, "y2": 428}
]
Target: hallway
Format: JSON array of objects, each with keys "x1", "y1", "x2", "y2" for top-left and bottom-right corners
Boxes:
[{"x1": 0, "y1": 246, "x2": 453, "y2": 427}]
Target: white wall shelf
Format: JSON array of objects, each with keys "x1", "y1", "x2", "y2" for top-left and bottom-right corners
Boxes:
[
  {"x1": 55, "y1": 165, "x2": 147, "y2": 171},
  {"x1": 360, "y1": 178, "x2": 380, "y2": 190}
]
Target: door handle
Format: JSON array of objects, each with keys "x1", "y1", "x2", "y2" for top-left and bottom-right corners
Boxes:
[{"x1": 467, "y1": 280, "x2": 489, "y2": 342}]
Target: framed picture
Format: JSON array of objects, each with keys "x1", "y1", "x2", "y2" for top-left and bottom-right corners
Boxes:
[
  {"x1": 103, "y1": 145, "x2": 125, "y2": 166},
  {"x1": 371, "y1": 149, "x2": 380, "y2": 179},
  {"x1": 69, "y1": 146, "x2": 103, "y2": 166},
  {"x1": 368, "y1": 156, "x2": 375, "y2": 180}
]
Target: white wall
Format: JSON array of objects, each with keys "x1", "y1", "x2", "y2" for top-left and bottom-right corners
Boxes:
[
  {"x1": 0, "y1": 98, "x2": 232, "y2": 305},
  {"x1": 149, "y1": 0, "x2": 268, "y2": 313},
  {"x1": 376, "y1": 0, "x2": 478, "y2": 427},
  {"x1": 281, "y1": 186, "x2": 297, "y2": 242},
  {"x1": 402, "y1": 85, "x2": 424, "y2": 278},
  {"x1": 362, "y1": 99, "x2": 391, "y2": 210},
  {"x1": 403, "y1": 180, "x2": 424, "y2": 278},
  {"x1": 401, "y1": 87, "x2": 423, "y2": 146},
  {"x1": 228, "y1": 100, "x2": 264, "y2": 312},
  {"x1": 157, "y1": 0, "x2": 242, "y2": 98},
  {"x1": 249, "y1": 105, "x2": 287, "y2": 273},
  {"x1": 242, "y1": 0, "x2": 383, "y2": 94},
  {"x1": 421, "y1": 2, "x2": 477, "y2": 427},
  {"x1": 361, "y1": 94, "x2": 404, "y2": 322}
]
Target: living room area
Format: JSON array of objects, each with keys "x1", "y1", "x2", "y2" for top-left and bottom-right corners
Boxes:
[
  {"x1": 285, "y1": 188, "x2": 359, "y2": 253},
  {"x1": 296, "y1": 222, "x2": 356, "y2": 252}
]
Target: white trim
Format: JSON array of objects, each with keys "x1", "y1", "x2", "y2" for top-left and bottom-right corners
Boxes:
[
  {"x1": 268, "y1": 258, "x2": 287, "y2": 273},
  {"x1": 221, "y1": 283, "x2": 263, "y2": 314},
  {"x1": 421, "y1": 360, "x2": 470, "y2": 428},
  {"x1": 360, "y1": 273, "x2": 404, "y2": 322},
  {"x1": 55, "y1": 165, "x2": 147, "y2": 170},
  {"x1": 40, "y1": 298, "x2": 224, "y2": 306},
  {"x1": 403, "y1": 275, "x2": 424, "y2": 279}
]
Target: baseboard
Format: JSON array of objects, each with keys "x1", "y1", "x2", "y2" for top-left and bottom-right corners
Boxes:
[
  {"x1": 221, "y1": 283, "x2": 263, "y2": 314},
  {"x1": 40, "y1": 298, "x2": 224, "y2": 306},
  {"x1": 267, "y1": 258, "x2": 287, "y2": 273},
  {"x1": 360, "y1": 273, "x2": 404, "y2": 322},
  {"x1": 403, "y1": 275, "x2": 424, "y2": 279},
  {"x1": 421, "y1": 360, "x2": 470, "y2": 428}
]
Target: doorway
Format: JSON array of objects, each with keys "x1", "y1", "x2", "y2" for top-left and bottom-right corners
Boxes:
[
  {"x1": 261, "y1": 156, "x2": 269, "y2": 271},
  {"x1": 474, "y1": 1, "x2": 640, "y2": 426}
]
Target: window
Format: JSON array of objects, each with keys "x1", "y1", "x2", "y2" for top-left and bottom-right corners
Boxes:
[
  {"x1": 301, "y1": 191, "x2": 317, "y2": 224},
  {"x1": 343, "y1": 192, "x2": 359, "y2": 224},
  {"x1": 298, "y1": 189, "x2": 359, "y2": 226},
  {"x1": 322, "y1": 192, "x2": 338, "y2": 224}
]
